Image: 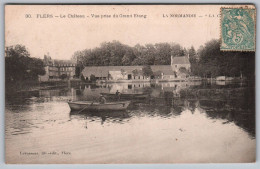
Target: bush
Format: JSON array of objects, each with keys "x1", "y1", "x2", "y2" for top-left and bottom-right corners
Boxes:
[
  {"x1": 5, "y1": 44, "x2": 46, "y2": 82},
  {"x1": 60, "y1": 74, "x2": 68, "y2": 80},
  {"x1": 142, "y1": 65, "x2": 153, "y2": 77},
  {"x1": 80, "y1": 74, "x2": 86, "y2": 82},
  {"x1": 90, "y1": 74, "x2": 96, "y2": 82},
  {"x1": 179, "y1": 67, "x2": 188, "y2": 74}
]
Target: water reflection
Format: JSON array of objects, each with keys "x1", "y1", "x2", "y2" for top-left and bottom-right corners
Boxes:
[
  {"x1": 70, "y1": 111, "x2": 132, "y2": 126},
  {"x1": 5, "y1": 81, "x2": 255, "y2": 163}
]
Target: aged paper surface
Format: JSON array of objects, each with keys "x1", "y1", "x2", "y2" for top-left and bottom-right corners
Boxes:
[{"x1": 5, "y1": 5, "x2": 256, "y2": 164}]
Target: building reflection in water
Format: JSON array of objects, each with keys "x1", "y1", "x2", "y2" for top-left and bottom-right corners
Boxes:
[
  {"x1": 6, "y1": 81, "x2": 255, "y2": 138},
  {"x1": 5, "y1": 80, "x2": 255, "y2": 163}
]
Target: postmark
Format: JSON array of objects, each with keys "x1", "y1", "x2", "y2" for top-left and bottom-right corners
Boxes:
[{"x1": 220, "y1": 7, "x2": 256, "y2": 51}]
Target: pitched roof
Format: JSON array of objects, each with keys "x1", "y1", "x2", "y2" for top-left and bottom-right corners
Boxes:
[
  {"x1": 172, "y1": 56, "x2": 190, "y2": 64},
  {"x1": 151, "y1": 65, "x2": 175, "y2": 75},
  {"x1": 81, "y1": 65, "x2": 175, "y2": 77},
  {"x1": 43, "y1": 55, "x2": 76, "y2": 66},
  {"x1": 53, "y1": 59, "x2": 76, "y2": 66},
  {"x1": 44, "y1": 59, "x2": 76, "y2": 66}
]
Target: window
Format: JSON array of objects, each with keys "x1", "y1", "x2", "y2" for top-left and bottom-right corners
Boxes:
[{"x1": 175, "y1": 65, "x2": 177, "y2": 68}]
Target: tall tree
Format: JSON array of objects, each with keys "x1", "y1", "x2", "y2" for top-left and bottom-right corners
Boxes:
[
  {"x1": 5, "y1": 44, "x2": 45, "y2": 82},
  {"x1": 154, "y1": 43, "x2": 172, "y2": 65},
  {"x1": 196, "y1": 39, "x2": 255, "y2": 79},
  {"x1": 72, "y1": 41, "x2": 186, "y2": 66},
  {"x1": 188, "y1": 46, "x2": 196, "y2": 59},
  {"x1": 142, "y1": 65, "x2": 153, "y2": 76}
]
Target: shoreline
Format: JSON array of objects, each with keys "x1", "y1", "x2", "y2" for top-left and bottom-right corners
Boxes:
[{"x1": 5, "y1": 77, "x2": 248, "y2": 93}]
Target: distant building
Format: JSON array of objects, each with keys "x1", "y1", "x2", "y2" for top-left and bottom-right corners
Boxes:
[
  {"x1": 81, "y1": 55, "x2": 190, "y2": 81},
  {"x1": 171, "y1": 56, "x2": 191, "y2": 72},
  {"x1": 39, "y1": 54, "x2": 76, "y2": 82}
]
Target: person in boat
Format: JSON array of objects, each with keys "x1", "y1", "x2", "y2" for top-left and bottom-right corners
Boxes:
[
  {"x1": 99, "y1": 94, "x2": 106, "y2": 104},
  {"x1": 115, "y1": 90, "x2": 121, "y2": 100}
]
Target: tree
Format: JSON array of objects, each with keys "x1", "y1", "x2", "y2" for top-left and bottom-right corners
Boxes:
[
  {"x1": 60, "y1": 74, "x2": 68, "y2": 80},
  {"x1": 5, "y1": 44, "x2": 45, "y2": 82},
  {"x1": 154, "y1": 43, "x2": 172, "y2": 65},
  {"x1": 5, "y1": 44, "x2": 30, "y2": 58},
  {"x1": 179, "y1": 67, "x2": 188, "y2": 74},
  {"x1": 170, "y1": 43, "x2": 183, "y2": 56},
  {"x1": 142, "y1": 65, "x2": 153, "y2": 77},
  {"x1": 188, "y1": 46, "x2": 196, "y2": 62},
  {"x1": 153, "y1": 71, "x2": 162, "y2": 79},
  {"x1": 71, "y1": 41, "x2": 192, "y2": 67},
  {"x1": 188, "y1": 46, "x2": 196, "y2": 56},
  {"x1": 90, "y1": 74, "x2": 96, "y2": 82},
  {"x1": 122, "y1": 50, "x2": 136, "y2": 66},
  {"x1": 75, "y1": 64, "x2": 84, "y2": 78},
  {"x1": 143, "y1": 44, "x2": 156, "y2": 65},
  {"x1": 181, "y1": 47, "x2": 188, "y2": 56},
  {"x1": 194, "y1": 39, "x2": 255, "y2": 79},
  {"x1": 132, "y1": 69, "x2": 139, "y2": 76},
  {"x1": 26, "y1": 58, "x2": 46, "y2": 79},
  {"x1": 132, "y1": 57, "x2": 146, "y2": 65},
  {"x1": 80, "y1": 74, "x2": 86, "y2": 82},
  {"x1": 72, "y1": 51, "x2": 85, "y2": 78}
]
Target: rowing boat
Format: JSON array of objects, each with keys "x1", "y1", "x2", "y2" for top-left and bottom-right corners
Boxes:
[
  {"x1": 68, "y1": 101, "x2": 131, "y2": 111},
  {"x1": 100, "y1": 93, "x2": 148, "y2": 99}
]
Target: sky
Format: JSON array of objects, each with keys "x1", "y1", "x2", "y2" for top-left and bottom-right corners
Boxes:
[{"x1": 5, "y1": 5, "x2": 232, "y2": 60}]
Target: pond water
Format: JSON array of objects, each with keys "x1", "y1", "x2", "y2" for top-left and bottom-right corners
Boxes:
[{"x1": 5, "y1": 81, "x2": 255, "y2": 163}]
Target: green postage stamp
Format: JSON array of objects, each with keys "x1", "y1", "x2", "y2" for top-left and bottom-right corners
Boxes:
[{"x1": 221, "y1": 7, "x2": 256, "y2": 51}]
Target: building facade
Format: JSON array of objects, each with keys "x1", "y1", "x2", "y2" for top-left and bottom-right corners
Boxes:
[
  {"x1": 39, "y1": 54, "x2": 76, "y2": 82},
  {"x1": 81, "y1": 55, "x2": 190, "y2": 81},
  {"x1": 171, "y1": 55, "x2": 191, "y2": 72}
]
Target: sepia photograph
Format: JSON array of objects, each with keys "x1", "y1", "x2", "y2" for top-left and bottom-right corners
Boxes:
[{"x1": 5, "y1": 4, "x2": 256, "y2": 164}]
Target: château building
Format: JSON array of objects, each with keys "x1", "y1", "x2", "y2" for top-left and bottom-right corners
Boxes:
[{"x1": 38, "y1": 54, "x2": 76, "y2": 82}]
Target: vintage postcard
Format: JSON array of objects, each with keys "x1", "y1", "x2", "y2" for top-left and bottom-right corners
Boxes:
[{"x1": 5, "y1": 4, "x2": 256, "y2": 164}]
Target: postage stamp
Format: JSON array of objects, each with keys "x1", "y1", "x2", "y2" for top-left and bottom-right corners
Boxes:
[{"x1": 220, "y1": 7, "x2": 256, "y2": 51}]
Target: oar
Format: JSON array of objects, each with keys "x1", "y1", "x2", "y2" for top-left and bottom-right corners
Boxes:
[{"x1": 77, "y1": 102, "x2": 94, "y2": 113}]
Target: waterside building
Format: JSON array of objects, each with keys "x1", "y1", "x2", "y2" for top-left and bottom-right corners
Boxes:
[
  {"x1": 39, "y1": 54, "x2": 76, "y2": 82},
  {"x1": 81, "y1": 55, "x2": 191, "y2": 82}
]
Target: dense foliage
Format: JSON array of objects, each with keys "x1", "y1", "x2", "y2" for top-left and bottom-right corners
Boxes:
[
  {"x1": 5, "y1": 45, "x2": 45, "y2": 82},
  {"x1": 142, "y1": 65, "x2": 154, "y2": 76},
  {"x1": 191, "y1": 39, "x2": 255, "y2": 79},
  {"x1": 72, "y1": 41, "x2": 188, "y2": 67},
  {"x1": 73, "y1": 39, "x2": 254, "y2": 79}
]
